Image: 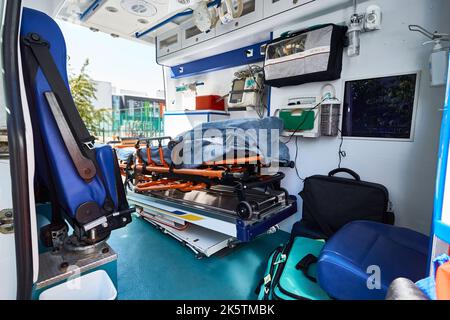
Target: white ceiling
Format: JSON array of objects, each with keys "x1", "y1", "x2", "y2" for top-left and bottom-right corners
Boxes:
[{"x1": 51, "y1": 0, "x2": 193, "y2": 45}]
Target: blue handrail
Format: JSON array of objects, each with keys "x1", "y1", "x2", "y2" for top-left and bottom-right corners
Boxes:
[
  {"x1": 79, "y1": 0, "x2": 106, "y2": 21},
  {"x1": 429, "y1": 52, "x2": 450, "y2": 270},
  {"x1": 135, "y1": 0, "x2": 221, "y2": 39}
]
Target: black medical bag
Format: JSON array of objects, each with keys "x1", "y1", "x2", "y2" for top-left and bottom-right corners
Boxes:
[
  {"x1": 264, "y1": 24, "x2": 348, "y2": 88},
  {"x1": 296, "y1": 168, "x2": 394, "y2": 239}
]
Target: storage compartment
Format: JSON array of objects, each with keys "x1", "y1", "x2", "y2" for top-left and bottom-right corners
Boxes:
[
  {"x1": 39, "y1": 270, "x2": 117, "y2": 300},
  {"x1": 157, "y1": 29, "x2": 182, "y2": 57},
  {"x1": 263, "y1": 0, "x2": 316, "y2": 18},
  {"x1": 181, "y1": 20, "x2": 216, "y2": 48},
  {"x1": 264, "y1": 24, "x2": 347, "y2": 87},
  {"x1": 216, "y1": 0, "x2": 263, "y2": 35}
]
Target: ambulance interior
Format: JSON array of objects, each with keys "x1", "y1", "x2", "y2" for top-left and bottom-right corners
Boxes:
[{"x1": 5, "y1": 0, "x2": 450, "y2": 300}]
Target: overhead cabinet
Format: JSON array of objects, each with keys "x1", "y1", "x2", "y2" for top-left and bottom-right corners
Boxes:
[
  {"x1": 263, "y1": 0, "x2": 316, "y2": 17},
  {"x1": 216, "y1": 0, "x2": 264, "y2": 36},
  {"x1": 156, "y1": 0, "x2": 318, "y2": 60},
  {"x1": 181, "y1": 20, "x2": 217, "y2": 48},
  {"x1": 157, "y1": 29, "x2": 182, "y2": 57}
]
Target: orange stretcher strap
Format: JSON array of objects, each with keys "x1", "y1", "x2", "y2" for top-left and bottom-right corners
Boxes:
[
  {"x1": 204, "y1": 155, "x2": 262, "y2": 166},
  {"x1": 136, "y1": 179, "x2": 178, "y2": 188},
  {"x1": 159, "y1": 145, "x2": 169, "y2": 167},
  {"x1": 136, "y1": 165, "x2": 225, "y2": 179},
  {"x1": 135, "y1": 181, "x2": 194, "y2": 192},
  {"x1": 178, "y1": 183, "x2": 207, "y2": 192},
  {"x1": 146, "y1": 146, "x2": 157, "y2": 166}
]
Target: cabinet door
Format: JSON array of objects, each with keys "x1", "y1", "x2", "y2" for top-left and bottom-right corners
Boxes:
[
  {"x1": 157, "y1": 29, "x2": 182, "y2": 57},
  {"x1": 216, "y1": 0, "x2": 263, "y2": 35},
  {"x1": 181, "y1": 21, "x2": 216, "y2": 48},
  {"x1": 263, "y1": 0, "x2": 316, "y2": 18}
]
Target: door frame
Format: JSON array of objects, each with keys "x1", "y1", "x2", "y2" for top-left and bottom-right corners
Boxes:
[{"x1": 3, "y1": 0, "x2": 34, "y2": 300}]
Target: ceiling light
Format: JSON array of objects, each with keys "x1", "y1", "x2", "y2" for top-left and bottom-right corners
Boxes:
[
  {"x1": 120, "y1": 0, "x2": 157, "y2": 17},
  {"x1": 106, "y1": 6, "x2": 119, "y2": 13}
]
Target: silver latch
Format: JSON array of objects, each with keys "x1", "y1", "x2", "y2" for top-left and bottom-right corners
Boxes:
[
  {"x1": 0, "y1": 209, "x2": 14, "y2": 234},
  {"x1": 83, "y1": 141, "x2": 95, "y2": 150}
]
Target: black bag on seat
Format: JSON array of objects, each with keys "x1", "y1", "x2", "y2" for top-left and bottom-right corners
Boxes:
[{"x1": 296, "y1": 168, "x2": 394, "y2": 239}]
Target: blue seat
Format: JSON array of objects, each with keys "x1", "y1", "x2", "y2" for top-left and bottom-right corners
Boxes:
[
  {"x1": 316, "y1": 221, "x2": 429, "y2": 300},
  {"x1": 20, "y1": 8, "x2": 132, "y2": 245}
]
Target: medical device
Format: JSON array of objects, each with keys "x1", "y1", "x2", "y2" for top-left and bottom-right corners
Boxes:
[
  {"x1": 217, "y1": 0, "x2": 244, "y2": 25},
  {"x1": 364, "y1": 5, "x2": 382, "y2": 31},
  {"x1": 347, "y1": 0, "x2": 361, "y2": 57},
  {"x1": 320, "y1": 100, "x2": 341, "y2": 137},
  {"x1": 409, "y1": 24, "x2": 449, "y2": 87},
  {"x1": 274, "y1": 84, "x2": 340, "y2": 138},
  {"x1": 347, "y1": 13, "x2": 362, "y2": 57},
  {"x1": 275, "y1": 96, "x2": 322, "y2": 138},
  {"x1": 228, "y1": 65, "x2": 265, "y2": 117},
  {"x1": 347, "y1": 1, "x2": 382, "y2": 57},
  {"x1": 175, "y1": 81, "x2": 204, "y2": 109},
  {"x1": 193, "y1": 0, "x2": 219, "y2": 32},
  {"x1": 179, "y1": 0, "x2": 243, "y2": 33},
  {"x1": 320, "y1": 83, "x2": 341, "y2": 137}
]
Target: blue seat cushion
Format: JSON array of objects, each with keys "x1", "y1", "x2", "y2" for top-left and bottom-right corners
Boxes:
[{"x1": 317, "y1": 221, "x2": 429, "y2": 300}]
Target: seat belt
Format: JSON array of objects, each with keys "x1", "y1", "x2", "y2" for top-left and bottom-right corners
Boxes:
[
  {"x1": 22, "y1": 32, "x2": 115, "y2": 212},
  {"x1": 45, "y1": 92, "x2": 97, "y2": 180},
  {"x1": 22, "y1": 33, "x2": 97, "y2": 178}
]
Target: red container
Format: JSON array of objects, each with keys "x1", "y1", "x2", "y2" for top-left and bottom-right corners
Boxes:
[{"x1": 196, "y1": 95, "x2": 225, "y2": 111}]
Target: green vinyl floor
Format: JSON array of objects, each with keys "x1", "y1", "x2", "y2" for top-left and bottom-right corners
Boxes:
[{"x1": 107, "y1": 215, "x2": 290, "y2": 300}]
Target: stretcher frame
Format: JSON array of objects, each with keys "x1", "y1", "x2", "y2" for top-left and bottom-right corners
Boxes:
[{"x1": 116, "y1": 136, "x2": 297, "y2": 257}]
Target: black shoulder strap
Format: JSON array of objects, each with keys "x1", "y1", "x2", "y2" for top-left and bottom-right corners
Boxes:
[
  {"x1": 22, "y1": 33, "x2": 95, "y2": 154},
  {"x1": 295, "y1": 254, "x2": 318, "y2": 283},
  {"x1": 21, "y1": 32, "x2": 115, "y2": 212}
]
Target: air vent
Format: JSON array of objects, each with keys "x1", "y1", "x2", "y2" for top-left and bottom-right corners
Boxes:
[
  {"x1": 120, "y1": 0, "x2": 157, "y2": 17},
  {"x1": 106, "y1": 6, "x2": 119, "y2": 13}
]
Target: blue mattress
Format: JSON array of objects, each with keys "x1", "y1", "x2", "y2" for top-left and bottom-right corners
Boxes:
[{"x1": 116, "y1": 117, "x2": 290, "y2": 167}]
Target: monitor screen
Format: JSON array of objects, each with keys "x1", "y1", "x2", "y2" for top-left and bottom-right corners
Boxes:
[
  {"x1": 230, "y1": 79, "x2": 246, "y2": 104},
  {"x1": 342, "y1": 73, "x2": 418, "y2": 140}
]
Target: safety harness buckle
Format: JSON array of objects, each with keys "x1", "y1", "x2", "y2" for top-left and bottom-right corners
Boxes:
[
  {"x1": 23, "y1": 32, "x2": 50, "y2": 48},
  {"x1": 84, "y1": 141, "x2": 95, "y2": 150}
]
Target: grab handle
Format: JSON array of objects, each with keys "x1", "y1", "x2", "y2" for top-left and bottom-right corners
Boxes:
[{"x1": 328, "y1": 168, "x2": 361, "y2": 181}]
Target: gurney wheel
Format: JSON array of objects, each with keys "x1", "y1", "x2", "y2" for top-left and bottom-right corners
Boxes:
[{"x1": 236, "y1": 201, "x2": 253, "y2": 220}]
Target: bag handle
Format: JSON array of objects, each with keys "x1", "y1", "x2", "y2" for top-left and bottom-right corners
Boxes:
[
  {"x1": 328, "y1": 168, "x2": 361, "y2": 181},
  {"x1": 295, "y1": 254, "x2": 318, "y2": 283}
]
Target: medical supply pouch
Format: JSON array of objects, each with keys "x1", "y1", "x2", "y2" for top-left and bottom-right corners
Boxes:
[
  {"x1": 264, "y1": 24, "x2": 347, "y2": 88},
  {"x1": 256, "y1": 237, "x2": 330, "y2": 300},
  {"x1": 299, "y1": 168, "x2": 395, "y2": 239}
]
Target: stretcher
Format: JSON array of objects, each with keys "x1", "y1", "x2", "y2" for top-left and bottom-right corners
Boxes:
[
  {"x1": 114, "y1": 119, "x2": 298, "y2": 257},
  {"x1": 119, "y1": 135, "x2": 294, "y2": 220}
]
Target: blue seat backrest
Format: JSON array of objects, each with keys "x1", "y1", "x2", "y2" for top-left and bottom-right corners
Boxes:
[{"x1": 20, "y1": 8, "x2": 118, "y2": 220}]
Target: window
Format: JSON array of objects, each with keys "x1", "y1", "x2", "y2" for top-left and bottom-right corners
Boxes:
[{"x1": 342, "y1": 73, "x2": 419, "y2": 140}]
